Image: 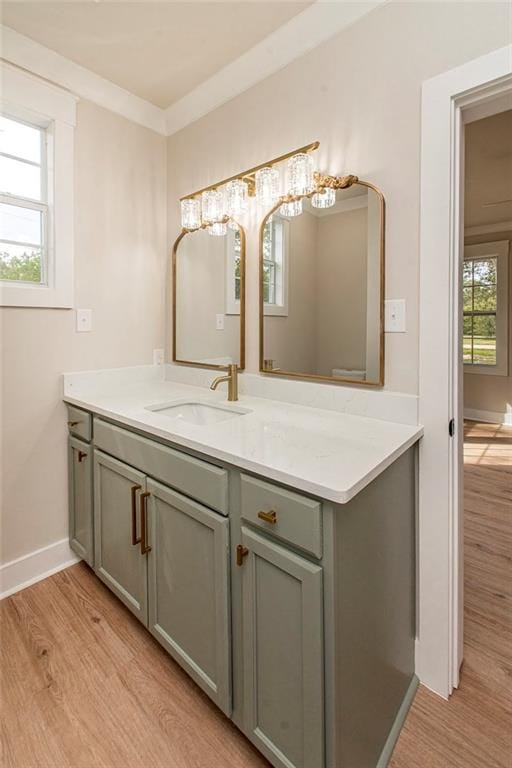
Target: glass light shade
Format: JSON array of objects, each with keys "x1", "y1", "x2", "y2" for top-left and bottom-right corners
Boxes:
[
  {"x1": 227, "y1": 219, "x2": 239, "y2": 231},
  {"x1": 280, "y1": 198, "x2": 303, "y2": 217},
  {"x1": 256, "y1": 166, "x2": 280, "y2": 207},
  {"x1": 180, "y1": 198, "x2": 201, "y2": 229},
  {"x1": 226, "y1": 179, "x2": 248, "y2": 217},
  {"x1": 201, "y1": 189, "x2": 224, "y2": 224},
  {"x1": 287, "y1": 153, "x2": 314, "y2": 196},
  {"x1": 311, "y1": 187, "x2": 336, "y2": 209},
  {"x1": 208, "y1": 222, "x2": 227, "y2": 236}
]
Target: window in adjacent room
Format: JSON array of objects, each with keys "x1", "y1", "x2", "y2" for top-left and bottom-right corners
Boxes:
[{"x1": 463, "y1": 241, "x2": 509, "y2": 376}]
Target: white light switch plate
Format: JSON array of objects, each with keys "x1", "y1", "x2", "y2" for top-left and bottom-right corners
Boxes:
[
  {"x1": 76, "y1": 309, "x2": 92, "y2": 332},
  {"x1": 216, "y1": 314, "x2": 225, "y2": 330},
  {"x1": 153, "y1": 348, "x2": 164, "y2": 366},
  {"x1": 385, "y1": 299, "x2": 406, "y2": 333}
]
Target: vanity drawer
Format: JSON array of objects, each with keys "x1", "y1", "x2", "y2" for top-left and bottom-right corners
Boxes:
[
  {"x1": 94, "y1": 418, "x2": 228, "y2": 515},
  {"x1": 66, "y1": 405, "x2": 92, "y2": 442},
  {"x1": 240, "y1": 474, "x2": 322, "y2": 558}
]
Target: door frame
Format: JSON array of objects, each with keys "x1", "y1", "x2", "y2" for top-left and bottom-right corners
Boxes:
[{"x1": 418, "y1": 44, "x2": 512, "y2": 698}]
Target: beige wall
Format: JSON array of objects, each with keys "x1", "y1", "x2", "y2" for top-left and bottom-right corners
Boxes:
[
  {"x1": 1, "y1": 100, "x2": 167, "y2": 564},
  {"x1": 166, "y1": 1, "x2": 511, "y2": 394},
  {"x1": 264, "y1": 212, "x2": 318, "y2": 372},
  {"x1": 316, "y1": 207, "x2": 368, "y2": 377}
]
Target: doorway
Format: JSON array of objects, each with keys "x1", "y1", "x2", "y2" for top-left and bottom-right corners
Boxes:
[{"x1": 418, "y1": 45, "x2": 512, "y2": 699}]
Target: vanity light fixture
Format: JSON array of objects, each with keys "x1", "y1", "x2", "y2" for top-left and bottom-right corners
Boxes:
[
  {"x1": 287, "y1": 152, "x2": 315, "y2": 196},
  {"x1": 311, "y1": 187, "x2": 336, "y2": 209},
  {"x1": 178, "y1": 141, "x2": 320, "y2": 233},
  {"x1": 226, "y1": 179, "x2": 248, "y2": 217},
  {"x1": 180, "y1": 198, "x2": 202, "y2": 229},
  {"x1": 208, "y1": 221, "x2": 228, "y2": 236},
  {"x1": 255, "y1": 166, "x2": 280, "y2": 207},
  {"x1": 280, "y1": 198, "x2": 303, "y2": 217},
  {"x1": 201, "y1": 189, "x2": 224, "y2": 225}
]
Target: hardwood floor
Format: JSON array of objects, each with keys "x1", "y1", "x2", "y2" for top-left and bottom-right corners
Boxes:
[
  {"x1": 1, "y1": 421, "x2": 510, "y2": 768},
  {"x1": 390, "y1": 421, "x2": 512, "y2": 768}
]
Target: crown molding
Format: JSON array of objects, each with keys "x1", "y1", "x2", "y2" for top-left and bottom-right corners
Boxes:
[
  {"x1": 1, "y1": 2, "x2": 385, "y2": 138},
  {"x1": 164, "y1": 1, "x2": 386, "y2": 136},
  {"x1": 0, "y1": 25, "x2": 166, "y2": 135},
  {"x1": 464, "y1": 220, "x2": 512, "y2": 237}
]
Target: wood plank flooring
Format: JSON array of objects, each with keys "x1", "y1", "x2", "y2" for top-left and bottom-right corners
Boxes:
[
  {"x1": 390, "y1": 421, "x2": 512, "y2": 768},
  {"x1": 1, "y1": 421, "x2": 510, "y2": 768}
]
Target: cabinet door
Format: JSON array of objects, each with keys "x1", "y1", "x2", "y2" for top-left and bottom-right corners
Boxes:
[
  {"x1": 240, "y1": 527, "x2": 324, "y2": 768},
  {"x1": 68, "y1": 437, "x2": 93, "y2": 566},
  {"x1": 94, "y1": 450, "x2": 148, "y2": 625},
  {"x1": 147, "y1": 479, "x2": 231, "y2": 715}
]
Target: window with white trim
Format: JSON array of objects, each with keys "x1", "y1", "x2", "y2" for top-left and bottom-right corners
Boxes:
[
  {"x1": 1, "y1": 62, "x2": 76, "y2": 308},
  {"x1": 463, "y1": 241, "x2": 509, "y2": 376},
  {"x1": 225, "y1": 227, "x2": 242, "y2": 315},
  {"x1": 262, "y1": 215, "x2": 288, "y2": 316},
  {"x1": 0, "y1": 115, "x2": 48, "y2": 285}
]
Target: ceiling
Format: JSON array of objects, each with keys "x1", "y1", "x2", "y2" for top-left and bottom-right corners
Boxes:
[
  {"x1": 465, "y1": 109, "x2": 512, "y2": 229},
  {"x1": 1, "y1": 1, "x2": 311, "y2": 108}
]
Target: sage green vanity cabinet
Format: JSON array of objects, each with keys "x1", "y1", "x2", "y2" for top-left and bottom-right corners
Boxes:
[
  {"x1": 240, "y1": 526, "x2": 324, "y2": 768},
  {"x1": 93, "y1": 450, "x2": 149, "y2": 625},
  {"x1": 147, "y1": 479, "x2": 231, "y2": 715},
  {"x1": 66, "y1": 408, "x2": 418, "y2": 768},
  {"x1": 68, "y1": 437, "x2": 93, "y2": 566}
]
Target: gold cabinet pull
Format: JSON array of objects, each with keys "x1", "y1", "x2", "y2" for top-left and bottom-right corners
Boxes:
[
  {"x1": 257, "y1": 509, "x2": 277, "y2": 525},
  {"x1": 67, "y1": 420, "x2": 82, "y2": 427},
  {"x1": 140, "y1": 492, "x2": 151, "y2": 555},
  {"x1": 131, "y1": 484, "x2": 142, "y2": 545},
  {"x1": 78, "y1": 450, "x2": 87, "y2": 463},
  {"x1": 236, "y1": 544, "x2": 249, "y2": 566}
]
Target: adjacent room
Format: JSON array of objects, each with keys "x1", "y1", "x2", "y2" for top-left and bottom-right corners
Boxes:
[{"x1": 1, "y1": 3, "x2": 511, "y2": 767}]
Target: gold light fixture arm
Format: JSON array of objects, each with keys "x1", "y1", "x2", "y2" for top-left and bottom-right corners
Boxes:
[{"x1": 180, "y1": 141, "x2": 320, "y2": 201}]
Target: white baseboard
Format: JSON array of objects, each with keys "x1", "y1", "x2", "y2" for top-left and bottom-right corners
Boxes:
[
  {"x1": 464, "y1": 407, "x2": 512, "y2": 426},
  {"x1": 0, "y1": 538, "x2": 79, "y2": 600}
]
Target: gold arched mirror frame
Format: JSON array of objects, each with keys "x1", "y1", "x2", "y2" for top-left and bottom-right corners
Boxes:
[
  {"x1": 258, "y1": 174, "x2": 385, "y2": 387},
  {"x1": 172, "y1": 220, "x2": 246, "y2": 371}
]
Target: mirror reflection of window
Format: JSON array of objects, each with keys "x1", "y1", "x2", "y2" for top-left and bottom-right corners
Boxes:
[
  {"x1": 260, "y1": 182, "x2": 384, "y2": 385},
  {"x1": 263, "y1": 217, "x2": 288, "y2": 315}
]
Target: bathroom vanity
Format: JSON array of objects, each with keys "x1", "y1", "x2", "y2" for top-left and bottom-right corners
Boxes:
[{"x1": 64, "y1": 369, "x2": 421, "y2": 768}]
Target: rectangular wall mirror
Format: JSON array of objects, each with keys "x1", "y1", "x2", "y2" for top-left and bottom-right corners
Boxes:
[
  {"x1": 172, "y1": 224, "x2": 245, "y2": 369},
  {"x1": 259, "y1": 179, "x2": 385, "y2": 386}
]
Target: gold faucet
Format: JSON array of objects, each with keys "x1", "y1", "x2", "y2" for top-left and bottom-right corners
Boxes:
[{"x1": 210, "y1": 364, "x2": 238, "y2": 401}]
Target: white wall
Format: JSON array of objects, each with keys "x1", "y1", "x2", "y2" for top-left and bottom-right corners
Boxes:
[
  {"x1": 1, "y1": 100, "x2": 167, "y2": 565},
  {"x1": 166, "y1": 1, "x2": 511, "y2": 395}
]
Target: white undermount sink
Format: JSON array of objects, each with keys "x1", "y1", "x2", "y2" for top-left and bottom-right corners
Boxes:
[{"x1": 145, "y1": 400, "x2": 252, "y2": 426}]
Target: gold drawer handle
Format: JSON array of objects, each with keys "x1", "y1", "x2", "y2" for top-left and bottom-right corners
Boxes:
[
  {"x1": 68, "y1": 420, "x2": 82, "y2": 427},
  {"x1": 131, "y1": 484, "x2": 142, "y2": 546},
  {"x1": 140, "y1": 492, "x2": 151, "y2": 555},
  {"x1": 257, "y1": 509, "x2": 277, "y2": 525},
  {"x1": 236, "y1": 544, "x2": 249, "y2": 566}
]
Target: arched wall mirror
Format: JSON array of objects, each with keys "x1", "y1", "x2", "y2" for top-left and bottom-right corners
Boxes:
[
  {"x1": 172, "y1": 223, "x2": 246, "y2": 370},
  {"x1": 259, "y1": 177, "x2": 385, "y2": 386}
]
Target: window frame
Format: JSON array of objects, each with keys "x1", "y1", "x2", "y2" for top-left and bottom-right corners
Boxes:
[
  {"x1": 463, "y1": 240, "x2": 509, "y2": 376},
  {"x1": 0, "y1": 114, "x2": 49, "y2": 287},
  {"x1": 263, "y1": 215, "x2": 289, "y2": 317},
  {"x1": 0, "y1": 62, "x2": 76, "y2": 308}
]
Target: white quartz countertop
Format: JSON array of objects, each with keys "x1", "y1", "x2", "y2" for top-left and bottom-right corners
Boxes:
[{"x1": 64, "y1": 371, "x2": 423, "y2": 504}]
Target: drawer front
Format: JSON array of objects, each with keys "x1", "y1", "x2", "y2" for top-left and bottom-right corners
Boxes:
[
  {"x1": 94, "y1": 418, "x2": 228, "y2": 515},
  {"x1": 240, "y1": 474, "x2": 322, "y2": 558},
  {"x1": 66, "y1": 405, "x2": 92, "y2": 442}
]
